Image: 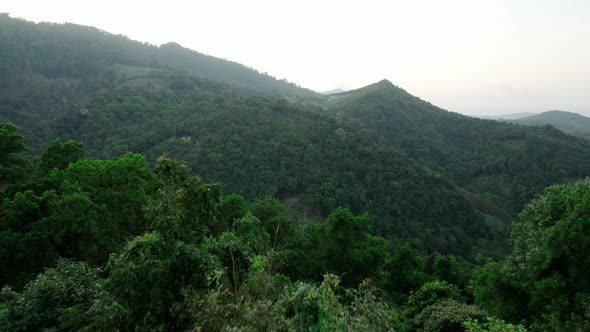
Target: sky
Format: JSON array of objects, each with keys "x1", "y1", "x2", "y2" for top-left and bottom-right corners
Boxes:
[{"x1": 2, "y1": 0, "x2": 589, "y2": 116}]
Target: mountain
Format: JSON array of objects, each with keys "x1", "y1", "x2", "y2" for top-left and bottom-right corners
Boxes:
[
  {"x1": 321, "y1": 88, "x2": 346, "y2": 95},
  {"x1": 3, "y1": 15, "x2": 590, "y2": 257},
  {"x1": 509, "y1": 110, "x2": 590, "y2": 139},
  {"x1": 320, "y1": 79, "x2": 590, "y2": 218},
  {"x1": 477, "y1": 112, "x2": 536, "y2": 120},
  {"x1": 0, "y1": 14, "x2": 318, "y2": 99},
  {"x1": 0, "y1": 15, "x2": 491, "y2": 256},
  {"x1": 154, "y1": 42, "x2": 319, "y2": 98}
]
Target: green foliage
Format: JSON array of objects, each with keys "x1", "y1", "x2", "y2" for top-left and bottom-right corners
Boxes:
[
  {"x1": 147, "y1": 157, "x2": 221, "y2": 241},
  {"x1": 507, "y1": 179, "x2": 590, "y2": 330},
  {"x1": 214, "y1": 193, "x2": 247, "y2": 235},
  {"x1": 249, "y1": 195, "x2": 294, "y2": 247},
  {"x1": 324, "y1": 208, "x2": 389, "y2": 285},
  {"x1": 0, "y1": 150, "x2": 153, "y2": 286},
  {"x1": 468, "y1": 261, "x2": 528, "y2": 323},
  {"x1": 285, "y1": 275, "x2": 401, "y2": 331},
  {"x1": 203, "y1": 213, "x2": 271, "y2": 293},
  {"x1": 46, "y1": 152, "x2": 154, "y2": 235},
  {"x1": 187, "y1": 274, "x2": 401, "y2": 331},
  {"x1": 383, "y1": 242, "x2": 430, "y2": 296},
  {"x1": 463, "y1": 317, "x2": 527, "y2": 332},
  {"x1": 287, "y1": 274, "x2": 346, "y2": 331},
  {"x1": 291, "y1": 208, "x2": 389, "y2": 286},
  {"x1": 422, "y1": 254, "x2": 472, "y2": 288},
  {"x1": 0, "y1": 122, "x2": 26, "y2": 186},
  {"x1": 407, "y1": 280, "x2": 461, "y2": 314},
  {"x1": 39, "y1": 138, "x2": 84, "y2": 173},
  {"x1": 0, "y1": 259, "x2": 101, "y2": 332},
  {"x1": 414, "y1": 299, "x2": 487, "y2": 332},
  {"x1": 468, "y1": 179, "x2": 590, "y2": 330},
  {"x1": 105, "y1": 232, "x2": 216, "y2": 330}
]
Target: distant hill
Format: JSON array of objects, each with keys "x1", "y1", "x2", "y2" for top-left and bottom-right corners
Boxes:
[
  {"x1": 0, "y1": 14, "x2": 318, "y2": 99},
  {"x1": 321, "y1": 88, "x2": 346, "y2": 95},
  {"x1": 155, "y1": 42, "x2": 319, "y2": 98},
  {"x1": 509, "y1": 110, "x2": 590, "y2": 139},
  {"x1": 320, "y1": 79, "x2": 590, "y2": 221},
  {"x1": 478, "y1": 112, "x2": 536, "y2": 120}
]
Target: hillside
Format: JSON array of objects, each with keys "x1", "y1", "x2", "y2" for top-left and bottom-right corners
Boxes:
[
  {"x1": 0, "y1": 14, "x2": 317, "y2": 101},
  {"x1": 509, "y1": 110, "x2": 590, "y2": 139},
  {"x1": 321, "y1": 80, "x2": 590, "y2": 217},
  {"x1": 1, "y1": 10, "x2": 589, "y2": 332},
  {"x1": 3, "y1": 15, "x2": 590, "y2": 258},
  {"x1": 0, "y1": 15, "x2": 493, "y2": 256},
  {"x1": 45, "y1": 73, "x2": 493, "y2": 256}
]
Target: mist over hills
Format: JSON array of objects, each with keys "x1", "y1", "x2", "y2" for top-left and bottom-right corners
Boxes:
[
  {"x1": 477, "y1": 112, "x2": 537, "y2": 120},
  {"x1": 2, "y1": 14, "x2": 590, "y2": 257},
  {"x1": 0, "y1": 14, "x2": 317, "y2": 99},
  {"x1": 508, "y1": 110, "x2": 590, "y2": 139},
  {"x1": 321, "y1": 88, "x2": 346, "y2": 95},
  {"x1": 2, "y1": 13, "x2": 590, "y2": 331}
]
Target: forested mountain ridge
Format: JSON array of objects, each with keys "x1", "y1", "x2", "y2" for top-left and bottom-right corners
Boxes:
[
  {"x1": 508, "y1": 110, "x2": 590, "y2": 139},
  {"x1": 1, "y1": 13, "x2": 590, "y2": 332},
  {"x1": 43, "y1": 72, "x2": 492, "y2": 256},
  {"x1": 322, "y1": 79, "x2": 590, "y2": 218},
  {"x1": 2, "y1": 14, "x2": 590, "y2": 258},
  {"x1": 0, "y1": 14, "x2": 317, "y2": 101},
  {"x1": 0, "y1": 15, "x2": 495, "y2": 256}
]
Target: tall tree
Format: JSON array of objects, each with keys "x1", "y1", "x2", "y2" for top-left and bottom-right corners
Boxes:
[{"x1": 0, "y1": 122, "x2": 25, "y2": 187}]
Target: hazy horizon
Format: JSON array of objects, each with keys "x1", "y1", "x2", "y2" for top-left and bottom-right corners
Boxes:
[{"x1": 2, "y1": 0, "x2": 589, "y2": 116}]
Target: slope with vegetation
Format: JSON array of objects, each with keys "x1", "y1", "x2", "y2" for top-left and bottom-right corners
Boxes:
[
  {"x1": 0, "y1": 14, "x2": 500, "y2": 256},
  {"x1": 1, "y1": 13, "x2": 590, "y2": 331},
  {"x1": 2, "y1": 125, "x2": 587, "y2": 331},
  {"x1": 323, "y1": 80, "x2": 590, "y2": 218},
  {"x1": 0, "y1": 13, "x2": 316, "y2": 152},
  {"x1": 3, "y1": 14, "x2": 590, "y2": 258},
  {"x1": 508, "y1": 110, "x2": 590, "y2": 140}
]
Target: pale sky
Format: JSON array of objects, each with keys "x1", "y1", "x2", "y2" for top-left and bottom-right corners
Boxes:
[{"x1": 2, "y1": 0, "x2": 589, "y2": 116}]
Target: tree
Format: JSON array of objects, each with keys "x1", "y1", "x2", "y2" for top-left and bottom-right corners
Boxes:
[
  {"x1": 468, "y1": 261, "x2": 528, "y2": 323},
  {"x1": 507, "y1": 179, "x2": 590, "y2": 330},
  {"x1": 414, "y1": 299, "x2": 487, "y2": 332},
  {"x1": 39, "y1": 138, "x2": 84, "y2": 173},
  {"x1": 469, "y1": 179, "x2": 590, "y2": 330},
  {"x1": 105, "y1": 232, "x2": 216, "y2": 330},
  {"x1": 293, "y1": 208, "x2": 389, "y2": 286},
  {"x1": 0, "y1": 122, "x2": 25, "y2": 186},
  {"x1": 214, "y1": 194, "x2": 247, "y2": 235},
  {"x1": 146, "y1": 157, "x2": 220, "y2": 242},
  {"x1": 407, "y1": 280, "x2": 461, "y2": 314},
  {"x1": 0, "y1": 259, "x2": 102, "y2": 331},
  {"x1": 203, "y1": 213, "x2": 270, "y2": 293},
  {"x1": 383, "y1": 242, "x2": 429, "y2": 295},
  {"x1": 249, "y1": 196, "x2": 293, "y2": 248},
  {"x1": 104, "y1": 158, "x2": 222, "y2": 330},
  {"x1": 0, "y1": 152, "x2": 154, "y2": 287}
]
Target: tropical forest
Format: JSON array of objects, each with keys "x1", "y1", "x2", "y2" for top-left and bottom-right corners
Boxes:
[{"x1": 0, "y1": 13, "x2": 589, "y2": 331}]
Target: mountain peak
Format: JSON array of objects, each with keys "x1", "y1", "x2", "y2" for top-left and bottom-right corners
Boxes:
[
  {"x1": 376, "y1": 79, "x2": 393, "y2": 86},
  {"x1": 348, "y1": 78, "x2": 407, "y2": 96},
  {"x1": 160, "y1": 42, "x2": 183, "y2": 48},
  {"x1": 321, "y1": 88, "x2": 346, "y2": 95},
  {"x1": 365, "y1": 79, "x2": 397, "y2": 91}
]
